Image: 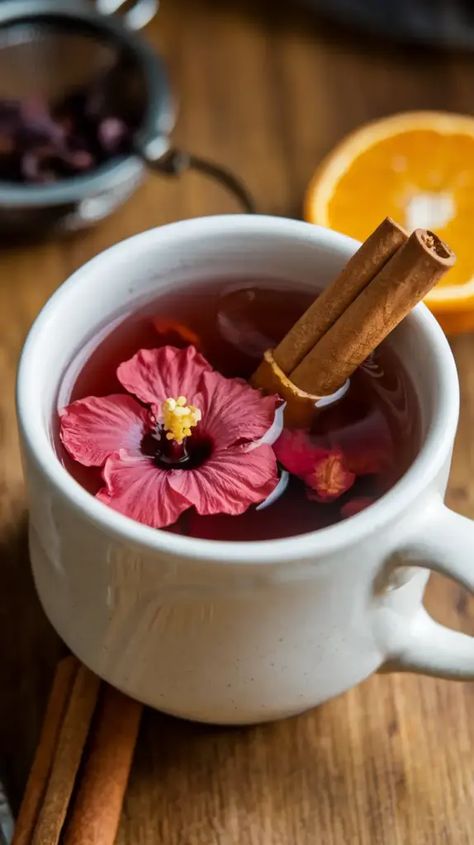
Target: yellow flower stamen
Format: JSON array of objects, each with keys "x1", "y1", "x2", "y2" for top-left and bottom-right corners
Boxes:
[{"x1": 162, "y1": 395, "x2": 201, "y2": 444}]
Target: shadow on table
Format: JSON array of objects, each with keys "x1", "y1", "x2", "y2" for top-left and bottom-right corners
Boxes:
[{"x1": 0, "y1": 514, "x2": 63, "y2": 813}]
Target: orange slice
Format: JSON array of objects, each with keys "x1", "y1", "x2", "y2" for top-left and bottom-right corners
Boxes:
[{"x1": 304, "y1": 112, "x2": 474, "y2": 334}]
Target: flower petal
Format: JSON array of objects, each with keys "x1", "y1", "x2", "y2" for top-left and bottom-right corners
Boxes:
[
  {"x1": 274, "y1": 428, "x2": 328, "y2": 478},
  {"x1": 306, "y1": 451, "x2": 356, "y2": 502},
  {"x1": 152, "y1": 318, "x2": 200, "y2": 348},
  {"x1": 98, "y1": 450, "x2": 188, "y2": 528},
  {"x1": 60, "y1": 394, "x2": 149, "y2": 467},
  {"x1": 117, "y1": 345, "x2": 212, "y2": 407},
  {"x1": 168, "y1": 444, "x2": 279, "y2": 516},
  {"x1": 198, "y1": 370, "x2": 278, "y2": 449}
]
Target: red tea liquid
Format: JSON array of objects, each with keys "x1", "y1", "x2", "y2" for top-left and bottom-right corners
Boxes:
[{"x1": 58, "y1": 278, "x2": 420, "y2": 540}]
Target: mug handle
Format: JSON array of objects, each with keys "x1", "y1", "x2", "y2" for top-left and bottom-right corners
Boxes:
[{"x1": 379, "y1": 502, "x2": 474, "y2": 680}]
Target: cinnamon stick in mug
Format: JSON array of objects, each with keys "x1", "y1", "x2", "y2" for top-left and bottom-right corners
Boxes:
[
  {"x1": 272, "y1": 216, "x2": 408, "y2": 373},
  {"x1": 290, "y1": 229, "x2": 455, "y2": 396},
  {"x1": 252, "y1": 225, "x2": 455, "y2": 426}
]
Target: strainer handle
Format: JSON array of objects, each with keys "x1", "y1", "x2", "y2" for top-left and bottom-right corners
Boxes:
[
  {"x1": 142, "y1": 147, "x2": 256, "y2": 214},
  {"x1": 96, "y1": 0, "x2": 158, "y2": 30}
]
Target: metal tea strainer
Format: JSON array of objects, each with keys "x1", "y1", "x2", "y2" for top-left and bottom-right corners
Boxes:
[{"x1": 0, "y1": 0, "x2": 254, "y2": 236}]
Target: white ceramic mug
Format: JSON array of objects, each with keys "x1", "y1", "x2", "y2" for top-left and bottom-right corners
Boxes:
[{"x1": 17, "y1": 215, "x2": 474, "y2": 724}]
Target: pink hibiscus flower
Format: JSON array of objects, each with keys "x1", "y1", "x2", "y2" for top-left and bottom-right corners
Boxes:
[
  {"x1": 274, "y1": 429, "x2": 355, "y2": 502},
  {"x1": 60, "y1": 345, "x2": 279, "y2": 529}
]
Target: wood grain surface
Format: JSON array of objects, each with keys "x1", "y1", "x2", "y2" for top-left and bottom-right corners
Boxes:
[{"x1": 0, "y1": 1, "x2": 473, "y2": 842}]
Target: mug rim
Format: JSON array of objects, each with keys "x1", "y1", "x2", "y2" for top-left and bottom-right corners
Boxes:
[{"x1": 17, "y1": 214, "x2": 460, "y2": 565}]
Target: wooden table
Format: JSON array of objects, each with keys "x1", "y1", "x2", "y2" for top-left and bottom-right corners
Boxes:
[{"x1": 1, "y1": 2, "x2": 473, "y2": 842}]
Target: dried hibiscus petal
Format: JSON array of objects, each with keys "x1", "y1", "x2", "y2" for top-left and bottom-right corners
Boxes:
[
  {"x1": 152, "y1": 318, "x2": 200, "y2": 349},
  {"x1": 21, "y1": 149, "x2": 59, "y2": 183},
  {"x1": 306, "y1": 451, "x2": 355, "y2": 502},
  {"x1": 65, "y1": 149, "x2": 95, "y2": 171},
  {"x1": 17, "y1": 97, "x2": 65, "y2": 147},
  {"x1": 0, "y1": 62, "x2": 136, "y2": 185},
  {"x1": 274, "y1": 429, "x2": 355, "y2": 502},
  {"x1": 98, "y1": 117, "x2": 129, "y2": 153},
  {"x1": 273, "y1": 428, "x2": 327, "y2": 478}
]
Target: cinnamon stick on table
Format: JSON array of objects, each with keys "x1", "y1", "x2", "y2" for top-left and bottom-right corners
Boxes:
[
  {"x1": 252, "y1": 223, "x2": 455, "y2": 426},
  {"x1": 63, "y1": 686, "x2": 142, "y2": 845},
  {"x1": 12, "y1": 656, "x2": 79, "y2": 845},
  {"x1": 13, "y1": 657, "x2": 143, "y2": 845},
  {"x1": 31, "y1": 664, "x2": 101, "y2": 845}
]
